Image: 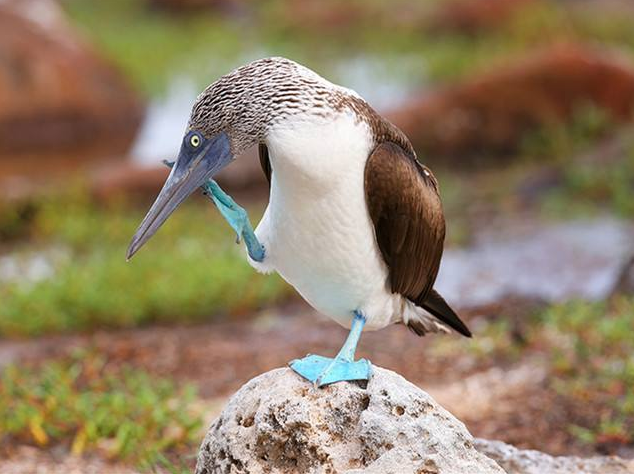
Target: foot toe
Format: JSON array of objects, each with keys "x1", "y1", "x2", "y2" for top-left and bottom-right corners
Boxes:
[{"x1": 290, "y1": 355, "x2": 371, "y2": 387}]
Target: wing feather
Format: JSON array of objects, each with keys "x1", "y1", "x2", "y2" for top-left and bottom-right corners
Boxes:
[
  {"x1": 365, "y1": 142, "x2": 444, "y2": 301},
  {"x1": 365, "y1": 141, "x2": 471, "y2": 337},
  {"x1": 258, "y1": 143, "x2": 272, "y2": 186}
]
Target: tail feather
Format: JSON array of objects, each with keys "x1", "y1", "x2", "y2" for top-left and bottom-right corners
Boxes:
[{"x1": 420, "y1": 289, "x2": 472, "y2": 338}]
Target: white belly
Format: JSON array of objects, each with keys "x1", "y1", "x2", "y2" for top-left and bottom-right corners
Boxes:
[
  {"x1": 264, "y1": 177, "x2": 390, "y2": 328},
  {"x1": 248, "y1": 113, "x2": 398, "y2": 330}
]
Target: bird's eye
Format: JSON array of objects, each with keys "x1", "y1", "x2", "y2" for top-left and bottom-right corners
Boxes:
[{"x1": 190, "y1": 134, "x2": 201, "y2": 148}]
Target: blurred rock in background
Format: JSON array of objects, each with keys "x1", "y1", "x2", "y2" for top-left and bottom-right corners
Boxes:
[
  {"x1": 389, "y1": 44, "x2": 634, "y2": 166},
  {"x1": 0, "y1": 0, "x2": 144, "y2": 169},
  {"x1": 430, "y1": 0, "x2": 535, "y2": 34},
  {"x1": 148, "y1": 0, "x2": 248, "y2": 16}
]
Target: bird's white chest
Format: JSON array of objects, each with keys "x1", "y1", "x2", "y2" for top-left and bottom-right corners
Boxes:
[{"x1": 253, "y1": 113, "x2": 389, "y2": 326}]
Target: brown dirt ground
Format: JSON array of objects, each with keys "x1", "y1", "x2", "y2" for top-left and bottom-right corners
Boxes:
[{"x1": 0, "y1": 302, "x2": 609, "y2": 461}]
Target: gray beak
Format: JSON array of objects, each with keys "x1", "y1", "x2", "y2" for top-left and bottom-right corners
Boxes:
[{"x1": 126, "y1": 131, "x2": 232, "y2": 260}]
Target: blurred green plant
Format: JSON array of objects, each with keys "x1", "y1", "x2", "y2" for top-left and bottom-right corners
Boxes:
[
  {"x1": 541, "y1": 130, "x2": 634, "y2": 218},
  {"x1": 0, "y1": 350, "x2": 203, "y2": 469},
  {"x1": 0, "y1": 190, "x2": 292, "y2": 337},
  {"x1": 61, "y1": 0, "x2": 634, "y2": 98},
  {"x1": 520, "y1": 104, "x2": 613, "y2": 163},
  {"x1": 63, "y1": 0, "x2": 247, "y2": 96},
  {"x1": 443, "y1": 296, "x2": 634, "y2": 448},
  {"x1": 542, "y1": 297, "x2": 634, "y2": 446},
  {"x1": 0, "y1": 201, "x2": 37, "y2": 243}
]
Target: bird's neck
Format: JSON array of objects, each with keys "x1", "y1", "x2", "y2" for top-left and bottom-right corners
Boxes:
[{"x1": 265, "y1": 111, "x2": 374, "y2": 193}]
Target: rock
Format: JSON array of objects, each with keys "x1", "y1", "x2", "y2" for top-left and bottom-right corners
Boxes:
[
  {"x1": 196, "y1": 367, "x2": 504, "y2": 474},
  {"x1": 436, "y1": 218, "x2": 634, "y2": 308},
  {"x1": 88, "y1": 163, "x2": 170, "y2": 203},
  {"x1": 429, "y1": 0, "x2": 535, "y2": 35},
  {"x1": 280, "y1": 2, "x2": 367, "y2": 32},
  {"x1": 476, "y1": 438, "x2": 634, "y2": 474},
  {"x1": 149, "y1": 0, "x2": 214, "y2": 10},
  {"x1": 388, "y1": 44, "x2": 634, "y2": 165},
  {"x1": 611, "y1": 255, "x2": 634, "y2": 296},
  {"x1": 0, "y1": 0, "x2": 143, "y2": 157},
  {"x1": 148, "y1": 0, "x2": 247, "y2": 15},
  {"x1": 87, "y1": 144, "x2": 267, "y2": 203}
]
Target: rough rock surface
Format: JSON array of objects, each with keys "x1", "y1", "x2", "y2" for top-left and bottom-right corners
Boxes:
[
  {"x1": 476, "y1": 439, "x2": 634, "y2": 474},
  {"x1": 196, "y1": 367, "x2": 504, "y2": 474}
]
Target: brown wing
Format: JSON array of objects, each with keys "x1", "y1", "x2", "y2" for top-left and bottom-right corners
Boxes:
[
  {"x1": 259, "y1": 143, "x2": 272, "y2": 186},
  {"x1": 365, "y1": 141, "x2": 471, "y2": 337}
]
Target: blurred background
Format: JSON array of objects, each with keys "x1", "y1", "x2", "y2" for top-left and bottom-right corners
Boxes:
[{"x1": 0, "y1": 0, "x2": 633, "y2": 471}]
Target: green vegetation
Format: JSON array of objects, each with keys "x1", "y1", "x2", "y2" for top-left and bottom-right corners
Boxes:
[
  {"x1": 435, "y1": 296, "x2": 634, "y2": 447},
  {"x1": 541, "y1": 133, "x2": 634, "y2": 218},
  {"x1": 435, "y1": 124, "x2": 634, "y2": 245},
  {"x1": 0, "y1": 351, "x2": 203, "y2": 469},
  {"x1": 61, "y1": 0, "x2": 634, "y2": 98},
  {"x1": 517, "y1": 105, "x2": 634, "y2": 218},
  {"x1": 63, "y1": 0, "x2": 249, "y2": 96},
  {"x1": 520, "y1": 104, "x2": 613, "y2": 163},
  {"x1": 0, "y1": 190, "x2": 292, "y2": 337},
  {"x1": 543, "y1": 298, "x2": 634, "y2": 445}
]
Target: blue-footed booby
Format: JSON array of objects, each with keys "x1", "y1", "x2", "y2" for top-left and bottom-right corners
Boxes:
[{"x1": 127, "y1": 57, "x2": 471, "y2": 387}]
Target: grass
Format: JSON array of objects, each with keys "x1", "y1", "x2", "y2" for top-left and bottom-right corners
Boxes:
[
  {"x1": 60, "y1": 0, "x2": 634, "y2": 99},
  {"x1": 520, "y1": 104, "x2": 614, "y2": 164},
  {"x1": 541, "y1": 132, "x2": 634, "y2": 218},
  {"x1": 0, "y1": 189, "x2": 292, "y2": 337},
  {"x1": 518, "y1": 105, "x2": 634, "y2": 218},
  {"x1": 0, "y1": 350, "x2": 203, "y2": 470},
  {"x1": 542, "y1": 298, "x2": 634, "y2": 446},
  {"x1": 438, "y1": 296, "x2": 634, "y2": 449},
  {"x1": 434, "y1": 121, "x2": 634, "y2": 244},
  {"x1": 62, "y1": 0, "x2": 248, "y2": 97}
]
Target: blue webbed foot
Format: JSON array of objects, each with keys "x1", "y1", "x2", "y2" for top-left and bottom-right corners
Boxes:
[
  {"x1": 204, "y1": 181, "x2": 265, "y2": 262},
  {"x1": 290, "y1": 354, "x2": 372, "y2": 387},
  {"x1": 215, "y1": 198, "x2": 253, "y2": 244},
  {"x1": 289, "y1": 311, "x2": 371, "y2": 387}
]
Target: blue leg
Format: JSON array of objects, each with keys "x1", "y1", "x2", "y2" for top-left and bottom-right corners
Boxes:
[
  {"x1": 202, "y1": 180, "x2": 265, "y2": 262},
  {"x1": 163, "y1": 160, "x2": 265, "y2": 262},
  {"x1": 290, "y1": 311, "x2": 372, "y2": 387}
]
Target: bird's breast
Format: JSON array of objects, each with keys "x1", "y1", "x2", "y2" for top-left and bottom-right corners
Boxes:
[{"x1": 257, "y1": 113, "x2": 389, "y2": 324}]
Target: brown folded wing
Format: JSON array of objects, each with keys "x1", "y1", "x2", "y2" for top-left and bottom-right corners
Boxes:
[
  {"x1": 259, "y1": 143, "x2": 272, "y2": 186},
  {"x1": 365, "y1": 141, "x2": 470, "y2": 337}
]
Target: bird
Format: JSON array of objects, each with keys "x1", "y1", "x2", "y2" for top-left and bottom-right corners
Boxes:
[{"x1": 126, "y1": 57, "x2": 471, "y2": 387}]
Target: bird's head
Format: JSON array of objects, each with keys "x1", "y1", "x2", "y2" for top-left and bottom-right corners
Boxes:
[
  {"x1": 125, "y1": 69, "x2": 265, "y2": 261},
  {"x1": 126, "y1": 56, "x2": 343, "y2": 260}
]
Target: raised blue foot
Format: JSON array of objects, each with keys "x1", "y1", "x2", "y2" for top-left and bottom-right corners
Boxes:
[
  {"x1": 163, "y1": 160, "x2": 265, "y2": 262},
  {"x1": 290, "y1": 311, "x2": 372, "y2": 387},
  {"x1": 202, "y1": 179, "x2": 265, "y2": 262}
]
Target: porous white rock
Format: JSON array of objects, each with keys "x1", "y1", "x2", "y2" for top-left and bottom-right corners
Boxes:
[
  {"x1": 476, "y1": 438, "x2": 634, "y2": 474},
  {"x1": 195, "y1": 366, "x2": 505, "y2": 474}
]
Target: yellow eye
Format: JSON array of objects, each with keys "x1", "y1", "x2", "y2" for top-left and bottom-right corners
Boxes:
[{"x1": 190, "y1": 134, "x2": 201, "y2": 147}]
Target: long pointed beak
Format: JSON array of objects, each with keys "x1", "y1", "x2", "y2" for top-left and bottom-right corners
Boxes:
[{"x1": 126, "y1": 132, "x2": 232, "y2": 260}]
